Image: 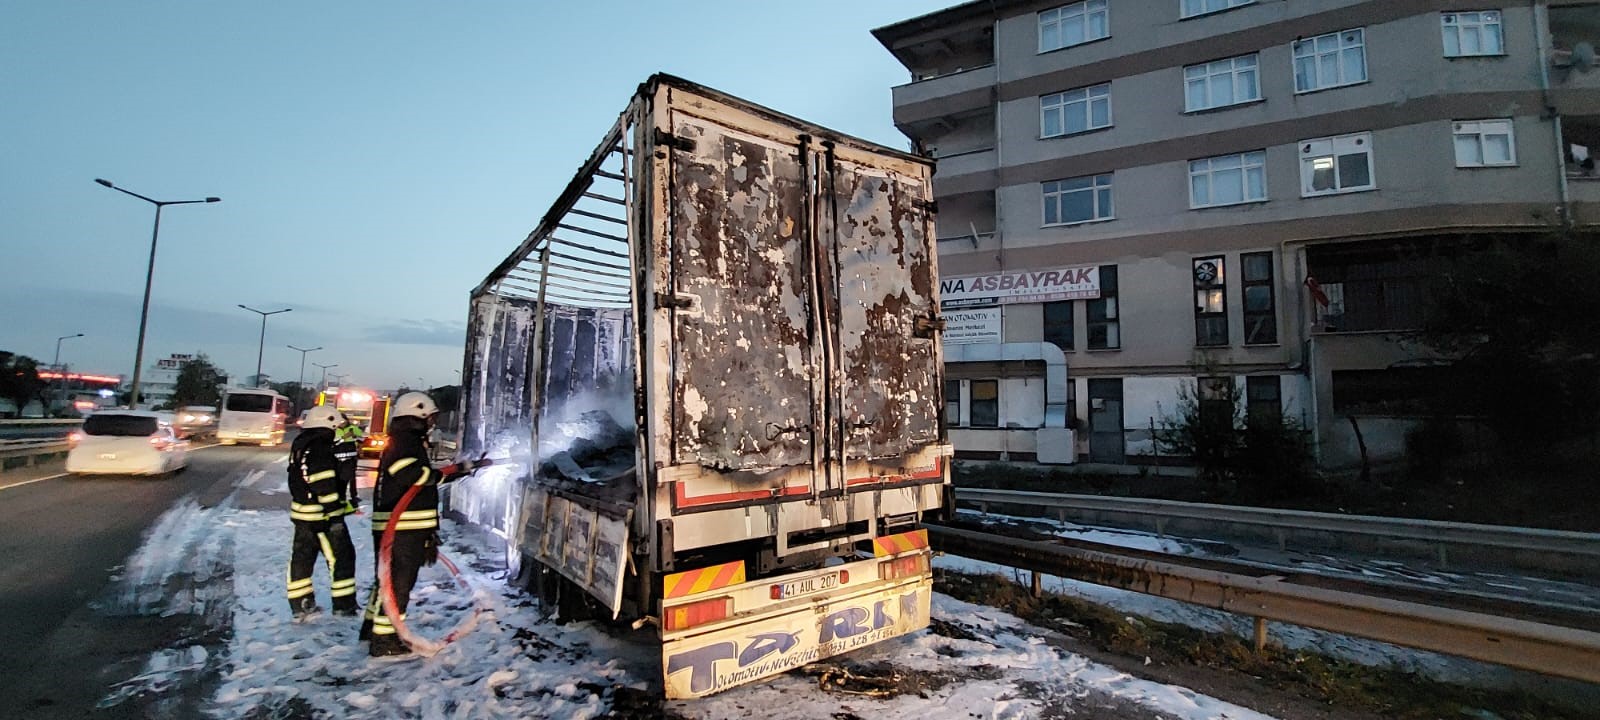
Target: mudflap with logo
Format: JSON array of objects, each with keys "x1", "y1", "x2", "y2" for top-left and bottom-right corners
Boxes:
[{"x1": 660, "y1": 574, "x2": 932, "y2": 699}]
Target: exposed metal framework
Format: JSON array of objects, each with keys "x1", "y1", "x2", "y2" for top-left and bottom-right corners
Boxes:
[{"x1": 473, "y1": 110, "x2": 638, "y2": 311}]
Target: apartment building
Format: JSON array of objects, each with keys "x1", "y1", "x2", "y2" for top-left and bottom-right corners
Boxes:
[{"x1": 875, "y1": 0, "x2": 1600, "y2": 468}]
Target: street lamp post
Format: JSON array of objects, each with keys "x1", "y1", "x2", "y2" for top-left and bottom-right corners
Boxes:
[
  {"x1": 238, "y1": 305, "x2": 291, "y2": 387},
  {"x1": 53, "y1": 333, "x2": 84, "y2": 413},
  {"x1": 314, "y1": 362, "x2": 338, "y2": 391},
  {"x1": 288, "y1": 344, "x2": 321, "y2": 412},
  {"x1": 95, "y1": 179, "x2": 220, "y2": 408}
]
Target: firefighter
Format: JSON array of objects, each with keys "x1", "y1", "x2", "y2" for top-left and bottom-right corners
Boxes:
[
  {"x1": 360, "y1": 391, "x2": 489, "y2": 656},
  {"x1": 333, "y1": 416, "x2": 364, "y2": 511},
  {"x1": 286, "y1": 405, "x2": 361, "y2": 619}
]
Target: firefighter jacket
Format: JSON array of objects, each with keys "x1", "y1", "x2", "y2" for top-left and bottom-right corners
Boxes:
[
  {"x1": 371, "y1": 417, "x2": 447, "y2": 532},
  {"x1": 288, "y1": 427, "x2": 343, "y2": 523},
  {"x1": 333, "y1": 424, "x2": 362, "y2": 464}
]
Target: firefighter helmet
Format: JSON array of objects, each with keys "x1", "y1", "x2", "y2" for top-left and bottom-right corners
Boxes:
[
  {"x1": 391, "y1": 391, "x2": 439, "y2": 419},
  {"x1": 302, "y1": 405, "x2": 346, "y2": 430}
]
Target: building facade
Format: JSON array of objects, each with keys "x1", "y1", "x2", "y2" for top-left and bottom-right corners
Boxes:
[
  {"x1": 131, "y1": 353, "x2": 197, "y2": 409},
  {"x1": 876, "y1": 0, "x2": 1600, "y2": 467}
]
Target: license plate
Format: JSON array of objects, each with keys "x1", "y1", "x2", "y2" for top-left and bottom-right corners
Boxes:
[
  {"x1": 776, "y1": 571, "x2": 840, "y2": 599},
  {"x1": 99, "y1": 453, "x2": 117, "y2": 460}
]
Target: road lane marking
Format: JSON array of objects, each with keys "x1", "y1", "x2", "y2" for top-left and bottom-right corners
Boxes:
[{"x1": 0, "y1": 472, "x2": 70, "y2": 491}]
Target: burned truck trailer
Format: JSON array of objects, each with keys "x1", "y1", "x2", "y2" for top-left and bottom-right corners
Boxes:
[{"x1": 453, "y1": 74, "x2": 951, "y2": 699}]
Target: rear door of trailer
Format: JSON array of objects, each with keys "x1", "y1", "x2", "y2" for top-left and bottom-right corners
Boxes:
[{"x1": 644, "y1": 82, "x2": 943, "y2": 699}]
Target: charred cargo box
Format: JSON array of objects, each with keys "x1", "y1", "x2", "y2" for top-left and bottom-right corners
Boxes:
[{"x1": 452, "y1": 74, "x2": 950, "y2": 698}]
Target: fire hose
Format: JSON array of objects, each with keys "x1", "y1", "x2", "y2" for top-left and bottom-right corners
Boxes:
[{"x1": 376, "y1": 458, "x2": 494, "y2": 657}]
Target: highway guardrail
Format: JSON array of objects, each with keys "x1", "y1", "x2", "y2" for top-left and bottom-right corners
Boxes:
[
  {"x1": 0, "y1": 439, "x2": 69, "y2": 473},
  {"x1": 955, "y1": 487, "x2": 1600, "y2": 582},
  {"x1": 931, "y1": 523, "x2": 1600, "y2": 685}
]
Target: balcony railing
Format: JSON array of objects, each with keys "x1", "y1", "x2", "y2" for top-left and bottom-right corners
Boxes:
[
  {"x1": 892, "y1": 64, "x2": 996, "y2": 109},
  {"x1": 934, "y1": 146, "x2": 997, "y2": 179}
]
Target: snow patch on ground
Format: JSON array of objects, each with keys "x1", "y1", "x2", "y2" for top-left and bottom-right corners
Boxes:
[
  {"x1": 935, "y1": 554, "x2": 1518, "y2": 687},
  {"x1": 101, "y1": 483, "x2": 1285, "y2": 719},
  {"x1": 675, "y1": 593, "x2": 1276, "y2": 720}
]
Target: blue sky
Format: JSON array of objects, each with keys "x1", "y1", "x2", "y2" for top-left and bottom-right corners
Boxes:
[{"x1": 0, "y1": 1, "x2": 950, "y2": 391}]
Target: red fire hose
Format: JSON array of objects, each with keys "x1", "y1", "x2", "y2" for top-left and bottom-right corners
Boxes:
[{"x1": 376, "y1": 460, "x2": 492, "y2": 657}]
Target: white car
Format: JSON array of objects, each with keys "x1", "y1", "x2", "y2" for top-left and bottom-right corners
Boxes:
[{"x1": 66, "y1": 411, "x2": 190, "y2": 477}]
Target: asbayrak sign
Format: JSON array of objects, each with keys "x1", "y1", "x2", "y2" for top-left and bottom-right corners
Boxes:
[{"x1": 940, "y1": 265, "x2": 1100, "y2": 308}]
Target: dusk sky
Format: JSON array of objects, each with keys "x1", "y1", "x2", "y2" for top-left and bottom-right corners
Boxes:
[{"x1": 1, "y1": 1, "x2": 950, "y2": 391}]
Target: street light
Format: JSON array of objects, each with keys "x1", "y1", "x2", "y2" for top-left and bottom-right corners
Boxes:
[
  {"x1": 314, "y1": 362, "x2": 338, "y2": 390},
  {"x1": 238, "y1": 304, "x2": 291, "y2": 387},
  {"x1": 288, "y1": 344, "x2": 321, "y2": 411},
  {"x1": 95, "y1": 178, "x2": 220, "y2": 408},
  {"x1": 53, "y1": 333, "x2": 84, "y2": 413}
]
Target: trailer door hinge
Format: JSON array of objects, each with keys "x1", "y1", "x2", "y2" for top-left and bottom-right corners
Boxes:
[
  {"x1": 654, "y1": 292, "x2": 699, "y2": 313},
  {"x1": 914, "y1": 314, "x2": 946, "y2": 339},
  {"x1": 652, "y1": 128, "x2": 696, "y2": 152},
  {"x1": 913, "y1": 198, "x2": 938, "y2": 214}
]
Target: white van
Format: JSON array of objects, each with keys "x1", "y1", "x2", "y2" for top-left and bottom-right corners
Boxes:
[{"x1": 217, "y1": 389, "x2": 290, "y2": 446}]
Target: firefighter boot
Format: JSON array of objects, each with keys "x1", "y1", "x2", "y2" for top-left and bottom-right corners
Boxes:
[
  {"x1": 369, "y1": 633, "x2": 411, "y2": 658},
  {"x1": 332, "y1": 597, "x2": 360, "y2": 617},
  {"x1": 359, "y1": 618, "x2": 372, "y2": 641},
  {"x1": 290, "y1": 595, "x2": 322, "y2": 622}
]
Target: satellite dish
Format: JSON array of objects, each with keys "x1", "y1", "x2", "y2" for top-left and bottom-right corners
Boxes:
[{"x1": 1573, "y1": 42, "x2": 1596, "y2": 72}]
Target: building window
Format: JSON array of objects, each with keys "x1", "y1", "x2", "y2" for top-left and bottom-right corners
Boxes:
[
  {"x1": 1044, "y1": 301, "x2": 1074, "y2": 351},
  {"x1": 1198, "y1": 378, "x2": 1236, "y2": 433},
  {"x1": 1194, "y1": 256, "x2": 1228, "y2": 346},
  {"x1": 1039, "y1": 0, "x2": 1109, "y2": 53},
  {"x1": 1442, "y1": 11, "x2": 1503, "y2": 57},
  {"x1": 945, "y1": 379, "x2": 961, "y2": 426},
  {"x1": 970, "y1": 380, "x2": 999, "y2": 427},
  {"x1": 1308, "y1": 242, "x2": 1437, "y2": 333},
  {"x1": 1087, "y1": 265, "x2": 1119, "y2": 349},
  {"x1": 1190, "y1": 151, "x2": 1266, "y2": 208},
  {"x1": 1041, "y1": 83, "x2": 1112, "y2": 137},
  {"x1": 1293, "y1": 28, "x2": 1367, "y2": 93},
  {"x1": 1183, "y1": 0, "x2": 1253, "y2": 18},
  {"x1": 1184, "y1": 54, "x2": 1260, "y2": 111},
  {"x1": 1300, "y1": 132, "x2": 1375, "y2": 196},
  {"x1": 1332, "y1": 368, "x2": 1448, "y2": 415},
  {"x1": 1245, "y1": 375, "x2": 1282, "y2": 426},
  {"x1": 1043, "y1": 174, "x2": 1114, "y2": 225},
  {"x1": 1454, "y1": 119, "x2": 1516, "y2": 167},
  {"x1": 1241, "y1": 251, "x2": 1277, "y2": 344}
]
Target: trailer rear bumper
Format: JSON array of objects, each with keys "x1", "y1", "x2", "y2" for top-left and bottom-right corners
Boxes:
[{"x1": 660, "y1": 550, "x2": 933, "y2": 699}]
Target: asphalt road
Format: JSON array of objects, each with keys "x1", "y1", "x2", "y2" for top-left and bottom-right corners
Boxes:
[{"x1": 0, "y1": 443, "x2": 287, "y2": 718}]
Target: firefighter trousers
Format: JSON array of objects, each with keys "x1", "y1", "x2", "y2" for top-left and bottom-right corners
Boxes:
[
  {"x1": 286, "y1": 517, "x2": 358, "y2": 613},
  {"x1": 337, "y1": 460, "x2": 359, "y2": 508},
  {"x1": 362, "y1": 528, "x2": 435, "y2": 640}
]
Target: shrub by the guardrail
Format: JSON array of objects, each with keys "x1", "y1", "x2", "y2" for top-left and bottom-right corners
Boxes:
[{"x1": 1154, "y1": 378, "x2": 1316, "y2": 501}]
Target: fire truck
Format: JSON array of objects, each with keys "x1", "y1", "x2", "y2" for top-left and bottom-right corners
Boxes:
[{"x1": 316, "y1": 387, "x2": 392, "y2": 457}]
